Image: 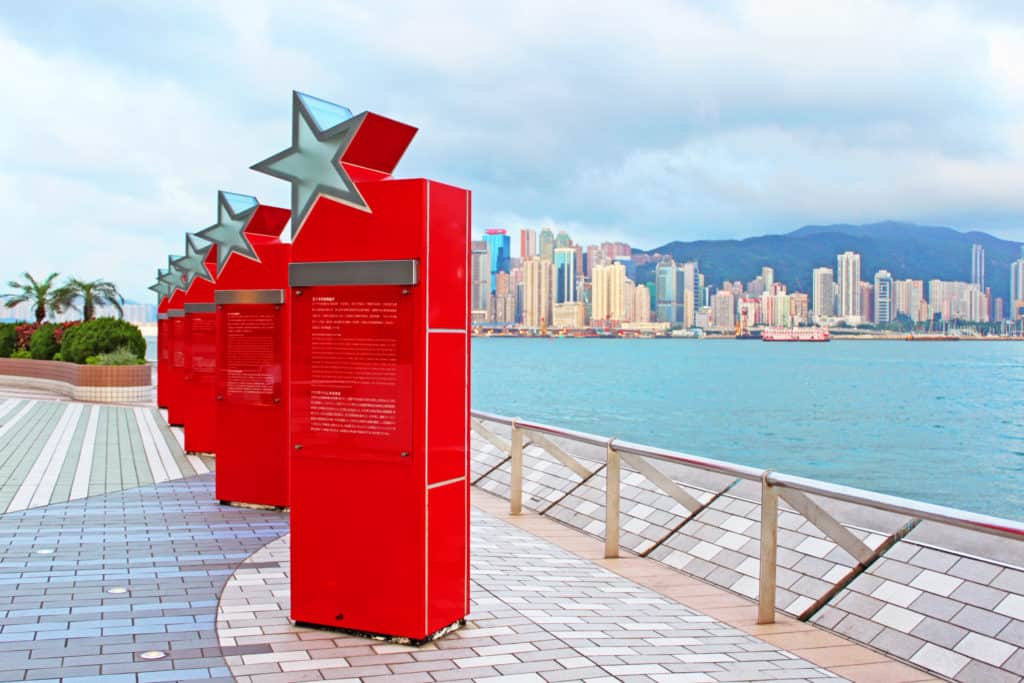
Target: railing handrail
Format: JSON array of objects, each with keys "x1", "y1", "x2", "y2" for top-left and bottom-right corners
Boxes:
[{"x1": 470, "y1": 409, "x2": 1024, "y2": 542}]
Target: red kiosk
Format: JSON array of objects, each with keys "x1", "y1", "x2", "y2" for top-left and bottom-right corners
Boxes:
[
  {"x1": 174, "y1": 234, "x2": 219, "y2": 454},
  {"x1": 164, "y1": 281, "x2": 188, "y2": 427},
  {"x1": 152, "y1": 268, "x2": 172, "y2": 410},
  {"x1": 199, "y1": 191, "x2": 292, "y2": 507},
  {"x1": 253, "y1": 92, "x2": 471, "y2": 642}
]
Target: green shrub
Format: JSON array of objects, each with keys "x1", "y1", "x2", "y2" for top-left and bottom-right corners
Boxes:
[
  {"x1": 0, "y1": 323, "x2": 16, "y2": 357},
  {"x1": 85, "y1": 347, "x2": 147, "y2": 366},
  {"x1": 29, "y1": 323, "x2": 61, "y2": 360},
  {"x1": 52, "y1": 352, "x2": 63, "y2": 361},
  {"x1": 61, "y1": 317, "x2": 146, "y2": 364},
  {"x1": 10, "y1": 349, "x2": 31, "y2": 359}
]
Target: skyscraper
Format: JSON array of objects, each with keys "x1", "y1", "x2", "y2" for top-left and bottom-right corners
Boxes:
[
  {"x1": 873, "y1": 270, "x2": 894, "y2": 324},
  {"x1": 482, "y1": 229, "x2": 510, "y2": 293},
  {"x1": 655, "y1": 257, "x2": 681, "y2": 323},
  {"x1": 538, "y1": 228, "x2": 555, "y2": 262},
  {"x1": 470, "y1": 240, "x2": 490, "y2": 322},
  {"x1": 895, "y1": 279, "x2": 924, "y2": 321},
  {"x1": 553, "y1": 247, "x2": 577, "y2": 304},
  {"x1": 711, "y1": 290, "x2": 735, "y2": 330},
  {"x1": 761, "y1": 266, "x2": 774, "y2": 293},
  {"x1": 860, "y1": 282, "x2": 874, "y2": 323},
  {"x1": 681, "y1": 261, "x2": 700, "y2": 327},
  {"x1": 520, "y1": 229, "x2": 537, "y2": 262},
  {"x1": 837, "y1": 251, "x2": 861, "y2": 317},
  {"x1": 633, "y1": 285, "x2": 651, "y2": 323},
  {"x1": 1011, "y1": 250, "x2": 1024, "y2": 319},
  {"x1": 555, "y1": 230, "x2": 572, "y2": 249},
  {"x1": 971, "y1": 243, "x2": 985, "y2": 290},
  {"x1": 592, "y1": 263, "x2": 627, "y2": 323},
  {"x1": 812, "y1": 267, "x2": 835, "y2": 319},
  {"x1": 523, "y1": 259, "x2": 554, "y2": 329}
]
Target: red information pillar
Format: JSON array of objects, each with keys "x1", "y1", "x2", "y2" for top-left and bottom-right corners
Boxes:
[
  {"x1": 288, "y1": 123, "x2": 470, "y2": 641},
  {"x1": 165, "y1": 289, "x2": 188, "y2": 426},
  {"x1": 156, "y1": 296, "x2": 170, "y2": 409},
  {"x1": 181, "y1": 248, "x2": 219, "y2": 454},
  {"x1": 212, "y1": 204, "x2": 291, "y2": 507}
]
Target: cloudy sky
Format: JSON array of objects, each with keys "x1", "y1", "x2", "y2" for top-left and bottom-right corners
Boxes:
[{"x1": 2, "y1": 1, "x2": 1023, "y2": 301}]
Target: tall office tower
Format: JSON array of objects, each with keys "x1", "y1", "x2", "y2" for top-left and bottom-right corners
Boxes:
[
  {"x1": 523, "y1": 259, "x2": 555, "y2": 329},
  {"x1": 592, "y1": 263, "x2": 627, "y2": 322},
  {"x1": 633, "y1": 285, "x2": 651, "y2": 322},
  {"x1": 971, "y1": 243, "x2": 985, "y2": 289},
  {"x1": 711, "y1": 290, "x2": 735, "y2": 330},
  {"x1": 585, "y1": 245, "x2": 601, "y2": 277},
  {"x1": 555, "y1": 230, "x2": 572, "y2": 249},
  {"x1": 761, "y1": 266, "x2": 774, "y2": 293},
  {"x1": 482, "y1": 229, "x2": 511, "y2": 293},
  {"x1": 491, "y1": 272, "x2": 517, "y2": 324},
  {"x1": 539, "y1": 228, "x2": 555, "y2": 262},
  {"x1": 681, "y1": 261, "x2": 700, "y2": 323},
  {"x1": 520, "y1": 228, "x2": 537, "y2": 262},
  {"x1": 860, "y1": 282, "x2": 874, "y2": 323},
  {"x1": 873, "y1": 270, "x2": 894, "y2": 324},
  {"x1": 622, "y1": 279, "x2": 635, "y2": 322},
  {"x1": 747, "y1": 275, "x2": 765, "y2": 298},
  {"x1": 1012, "y1": 252, "x2": 1024, "y2": 318},
  {"x1": 553, "y1": 247, "x2": 578, "y2": 304},
  {"x1": 812, "y1": 267, "x2": 835, "y2": 319},
  {"x1": 470, "y1": 240, "x2": 491, "y2": 322},
  {"x1": 789, "y1": 293, "x2": 809, "y2": 325},
  {"x1": 837, "y1": 251, "x2": 862, "y2": 317},
  {"x1": 655, "y1": 256, "x2": 681, "y2": 323},
  {"x1": 994, "y1": 297, "x2": 1004, "y2": 322}
]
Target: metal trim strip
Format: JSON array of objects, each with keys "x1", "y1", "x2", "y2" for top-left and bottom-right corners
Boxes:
[
  {"x1": 215, "y1": 289, "x2": 285, "y2": 305},
  {"x1": 289, "y1": 259, "x2": 419, "y2": 287},
  {"x1": 167, "y1": 309, "x2": 185, "y2": 318},
  {"x1": 183, "y1": 303, "x2": 217, "y2": 313}
]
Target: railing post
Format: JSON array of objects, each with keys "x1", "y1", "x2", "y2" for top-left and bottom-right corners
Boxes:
[
  {"x1": 510, "y1": 420, "x2": 523, "y2": 515},
  {"x1": 758, "y1": 472, "x2": 778, "y2": 624},
  {"x1": 605, "y1": 439, "x2": 620, "y2": 558}
]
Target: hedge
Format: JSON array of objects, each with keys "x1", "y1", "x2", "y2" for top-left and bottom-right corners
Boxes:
[{"x1": 60, "y1": 318, "x2": 146, "y2": 364}]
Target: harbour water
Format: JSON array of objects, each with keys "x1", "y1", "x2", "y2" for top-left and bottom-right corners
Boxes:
[{"x1": 472, "y1": 338, "x2": 1024, "y2": 520}]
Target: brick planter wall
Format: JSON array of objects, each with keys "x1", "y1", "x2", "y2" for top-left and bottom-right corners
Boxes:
[{"x1": 0, "y1": 357, "x2": 152, "y2": 403}]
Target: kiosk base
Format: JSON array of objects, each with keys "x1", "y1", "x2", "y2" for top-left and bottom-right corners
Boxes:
[{"x1": 293, "y1": 619, "x2": 465, "y2": 647}]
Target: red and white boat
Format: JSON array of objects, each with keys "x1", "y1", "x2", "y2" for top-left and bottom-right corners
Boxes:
[{"x1": 761, "y1": 326, "x2": 830, "y2": 342}]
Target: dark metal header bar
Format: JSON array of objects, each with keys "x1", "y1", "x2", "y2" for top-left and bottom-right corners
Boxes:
[
  {"x1": 184, "y1": 303, "x2": 217, "y2": 313},
  {"x1": 167, "y1": 309, "x2": 185, "y2": 318},
  {"x1": 215, "y1": 289, "x2": 285, "y2": 305},
  {"x1": 289, "y1": 259, "x2": 419, "y2": 287}
]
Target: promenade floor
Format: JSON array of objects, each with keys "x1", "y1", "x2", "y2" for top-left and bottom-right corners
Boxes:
[{"x1": 0, "y1": 391, "x2": 939, "y2": 682}]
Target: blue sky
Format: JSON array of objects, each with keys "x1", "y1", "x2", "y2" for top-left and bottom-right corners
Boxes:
[{"x1": 1, "y1": 1, "x2": 1023, "y2": 302}]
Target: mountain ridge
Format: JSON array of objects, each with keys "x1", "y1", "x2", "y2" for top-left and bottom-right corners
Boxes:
[{"x1": 635, "y1": 221, "x2": 1023, "y2": 301}]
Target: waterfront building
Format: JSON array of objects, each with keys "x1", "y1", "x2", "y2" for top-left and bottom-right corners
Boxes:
[
  {"x1": 895, "y1": 279, "x2": 924, "y2": 321},
  {"x1": 522, "y1": 258, "x2": 554, "y2": 329},
  {"x1": 552, "y1": 302, "x2": 585, "y2": 329},
  {"x1": 555, "y1": 230, "x2": 572, "y2": 249},
  {"x1": 592, "y1": 262, "x2": 627, "y2": 324},
  {"x1": 491, "y1": 272, "x2": 517, "y2": 325},
  {"x1": 738, "y1": 298, "x2": 761, "y2": 327},
  {"x1": 710, "y1": 290, "x2": 735, "y2": 330},
  {"x1": 471, "y1": 240, "x2": 491, "y2": 322},
  {"x1": 633, "y1": 284, "x2": 651, "y2": 323},
  {"x1": 482, "y1": 229, "x2": 510, "y2": 294},
  {"x1": 789, "y1": 292, "x2": 809, "y2": 325},
  {"x1": 747, "y1": 274, "x2": 766, "y2": 298},
  {"x1": 860, "y1": 282, "x2": 874, "y2": 323},
  {"x1": 971, "y1": 243, "x2": 985, "y2": 290},
  {"x1": 520, "y1": 228, "x2": 536, "y2": 261},
  {"x1": 874, "y1": 270, "x2": 894, "y2": 325},
  {"x1": 761, "y1": 266, "x2": 774, "y2": 293},
  {"x1": 837, "y1": 251, "x2": 861, "y2": 318},
  {"x1": 811, "y1": 267, "x2": 835, "y2": 319},
  {"x1": 539, "y1": 228, "x2": 555, "y2": 262},
  {"x1": 622, "y1": 279, "x2": 635, "y2": 322},
  {"x1": 655, "y1": 257, "x2": 682, "y2": 323},
  {"x1": 1012, "y1": 253, "x2": 1024, "y2": 318},
  {"x1": 681, "y1": 261, "x2": 700, "y2": 326},
  {"x1": 553, "y1": 247, "x2": 578, "y2": 304},
  {"x1": 694, "y1": 306, "x2": 711, "y2": 329}
]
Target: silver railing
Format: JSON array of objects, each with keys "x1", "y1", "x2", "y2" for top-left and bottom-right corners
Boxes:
[{"x1": 470, "y1": 410, "x2": 1024, "y2": 625}]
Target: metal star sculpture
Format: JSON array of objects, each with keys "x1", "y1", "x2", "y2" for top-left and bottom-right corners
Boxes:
[
  {"x1": 171, "y1": 234, "x2": 214, "y2": 290},
  {"x1": 251, "y1": 91, "x2": 367, "y2": 237},
  {"x1": 161, "y1": 256, "x2": 185, "y2": 294},
  {"x1": 149, "y1": 268, "x2": 172, "y2": 299},
  {"x1": 196, "y1": 191, "x2": 260, "y2": 275}
]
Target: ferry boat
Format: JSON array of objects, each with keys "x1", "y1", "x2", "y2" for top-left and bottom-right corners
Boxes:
[{"x1": 761, "y1": 326, "x2": 830, "y2": 342}]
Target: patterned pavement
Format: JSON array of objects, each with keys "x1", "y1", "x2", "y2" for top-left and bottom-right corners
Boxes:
[{"x1": 0, "y1": 394, "x2": 212, "y2": 514}]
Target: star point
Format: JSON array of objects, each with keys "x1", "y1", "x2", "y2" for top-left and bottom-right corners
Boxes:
[{"x1": 171, "y1": 235, "x2": 214, "y2": 290}]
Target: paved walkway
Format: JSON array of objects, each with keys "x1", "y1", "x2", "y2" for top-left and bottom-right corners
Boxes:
[{"x1": 0, "y1": 393, "x2": 211, "y2": 514}]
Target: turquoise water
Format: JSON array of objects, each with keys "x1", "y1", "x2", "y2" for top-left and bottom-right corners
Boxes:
[{"x1": 471, "y1": 338, "x2": 1024, "y2": 521}]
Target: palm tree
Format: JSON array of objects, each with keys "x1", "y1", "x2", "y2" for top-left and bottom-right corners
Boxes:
[
  {"x1": 53, "y1": 278, "x2": 125, "y2": 321},
  {"x1": 3, "y1": 272, "x2": 64, "y2": 323}
]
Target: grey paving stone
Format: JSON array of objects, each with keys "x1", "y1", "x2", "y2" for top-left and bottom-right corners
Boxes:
[
  {"x1": 952, "y1": 581, "x2": 1011, "y2": 609},
  {"x1": 952, "y1": 604, "x2": 1012, "y2": 637},
  {"x1": 911, "y1": 616, "x2": 970, "y2": 649},
  {"x1": 955, "y1": 659, "x2": 1021, "y2": 683},
  {"x1": 949, "y1": 557, "x2": 1004, "y2": 585}
]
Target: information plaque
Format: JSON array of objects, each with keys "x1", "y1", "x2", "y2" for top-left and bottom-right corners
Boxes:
[
  {"x1": 165, "y1": 307, "x2": 187, "y2": 426},
  {"x1": 219, "y1": 304, "x2": 283, "y2": 406},
  {"x1": 182, "y1": 305, "x2": 217, "y2": 453}
]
